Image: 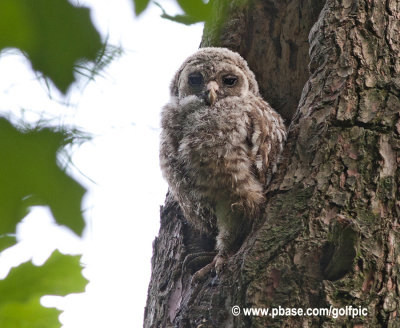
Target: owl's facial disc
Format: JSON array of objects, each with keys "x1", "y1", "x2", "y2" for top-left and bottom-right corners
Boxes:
[
  {"x1": 179, "y1": 62, "x2": 248, "y2": 106},
  {"x1": 186, "y1": 71, "x2": 220, "y2": 106}
]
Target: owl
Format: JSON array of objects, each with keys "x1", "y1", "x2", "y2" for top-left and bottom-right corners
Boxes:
[{"x1": 160, "y1": 47, "x2": 286, "y2": 275}]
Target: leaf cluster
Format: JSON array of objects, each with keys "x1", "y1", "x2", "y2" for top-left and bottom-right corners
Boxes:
[{"x1": 0, "y1": 117, "x2": 88, "y2": 327}]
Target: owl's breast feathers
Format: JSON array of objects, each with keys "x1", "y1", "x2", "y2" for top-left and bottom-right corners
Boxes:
[{"x1": 161, "y1": 93, "x2": 286, "y2": 217}]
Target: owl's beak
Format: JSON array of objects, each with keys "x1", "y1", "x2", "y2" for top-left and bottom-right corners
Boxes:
[{"x1": 206, "y1": 81, "x2": 219, "y2": 106}]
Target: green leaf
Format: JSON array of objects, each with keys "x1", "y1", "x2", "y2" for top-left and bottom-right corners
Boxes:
[
  {"x1": 0, "y1": 250, "x2": 87, "y2": 328},
  {"x1": 0, "y1": 298, "x2": 61, "y2": 328},
  {"x1": 0, "y1": 235, "x2": 17, "y2": 253},
  {"x1": 0, "y1": 0, "x2": 102, "y2": 93},
  {"x1": 0, "y1": 250, "x2": 88, "y2": 304},
  {"x1": 154, "y1": 0, "x2": 211, "y2": 25},
  {"x1": 176, "y1": 0, "x2": 211, "y2": 22},
  {"x1": 0, "y1": 118, "x2": 86, "y2": 236},
  {"x1": 133, "y1": 0, "x2": 151, "y2": 15}
]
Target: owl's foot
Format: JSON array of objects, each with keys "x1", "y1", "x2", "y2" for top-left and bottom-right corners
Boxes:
[
  {"x1": 191, "y1": 254, "x2": 227, "y2": 282},
  {"x1": 191, "y1": 258, "x2": 216, "y2": 282},
  {"x1": 215, "y1": 254, "x2": 227, "y2": 275}
]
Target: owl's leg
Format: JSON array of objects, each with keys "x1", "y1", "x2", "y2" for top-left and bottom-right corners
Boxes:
[
  {"x1": 213, "y1": 199, "x2": 251, "y2": 276},
  {"x1": 191, "y1": 199, "x2": 251, "y2": 281},
  {"x1": 215, "y1": 199, "x2": 250, "y2": 257}
]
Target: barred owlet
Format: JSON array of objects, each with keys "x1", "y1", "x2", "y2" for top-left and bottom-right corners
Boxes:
[{"x1": 160, "y1": 47, "x2": 286, "y2": 275}]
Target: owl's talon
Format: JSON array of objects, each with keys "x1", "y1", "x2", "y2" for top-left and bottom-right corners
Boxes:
[
  {"x1": 191, "y1": 258, "x2": 217, "y2": 282},
  {"x1": 191, "y1": 254, "x2": 228, "y2": 282},
  {"x1": 215, "y1": 255, "x2": 227, "y2": 275}
]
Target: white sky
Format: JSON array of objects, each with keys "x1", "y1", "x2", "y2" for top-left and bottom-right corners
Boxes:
[{"x1": 0, "y1": 1, "x2": 203, "y2": 326}]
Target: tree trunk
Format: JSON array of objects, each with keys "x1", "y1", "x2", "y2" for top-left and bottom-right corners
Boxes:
[{"x1": 144, "y1": 0, "x2": 400, "y2": 327}]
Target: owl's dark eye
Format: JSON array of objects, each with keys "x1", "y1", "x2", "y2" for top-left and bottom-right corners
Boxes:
[
  {"x1": 188, "y1": 73, "x2": 204, "y2": 86},
  {"x1": 222, "y1": 75, "x2": 238, "y2": 86}
]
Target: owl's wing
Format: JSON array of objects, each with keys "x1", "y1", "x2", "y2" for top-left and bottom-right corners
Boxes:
[{"x1": 247, "y1": 98, "x2": 286, "y2": 186}]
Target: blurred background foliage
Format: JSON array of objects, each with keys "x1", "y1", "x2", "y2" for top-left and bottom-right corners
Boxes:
[{"x1": 0, "y1": 0, "x2": 211, "y2": 326}]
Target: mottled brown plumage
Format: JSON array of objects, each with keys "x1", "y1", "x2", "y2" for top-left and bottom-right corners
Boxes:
[{"x1": 160, "y1": 47, "x2": 286, "y2": 272}]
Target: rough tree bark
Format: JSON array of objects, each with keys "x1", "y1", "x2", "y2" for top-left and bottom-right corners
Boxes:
[{"x1": 144, "y1": 0, "x2": 400, "y2": 327}]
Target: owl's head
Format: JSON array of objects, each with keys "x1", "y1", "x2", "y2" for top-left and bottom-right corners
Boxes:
[{"x1": 170, "y1": 47, "x2": 259, "y2": 106}]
